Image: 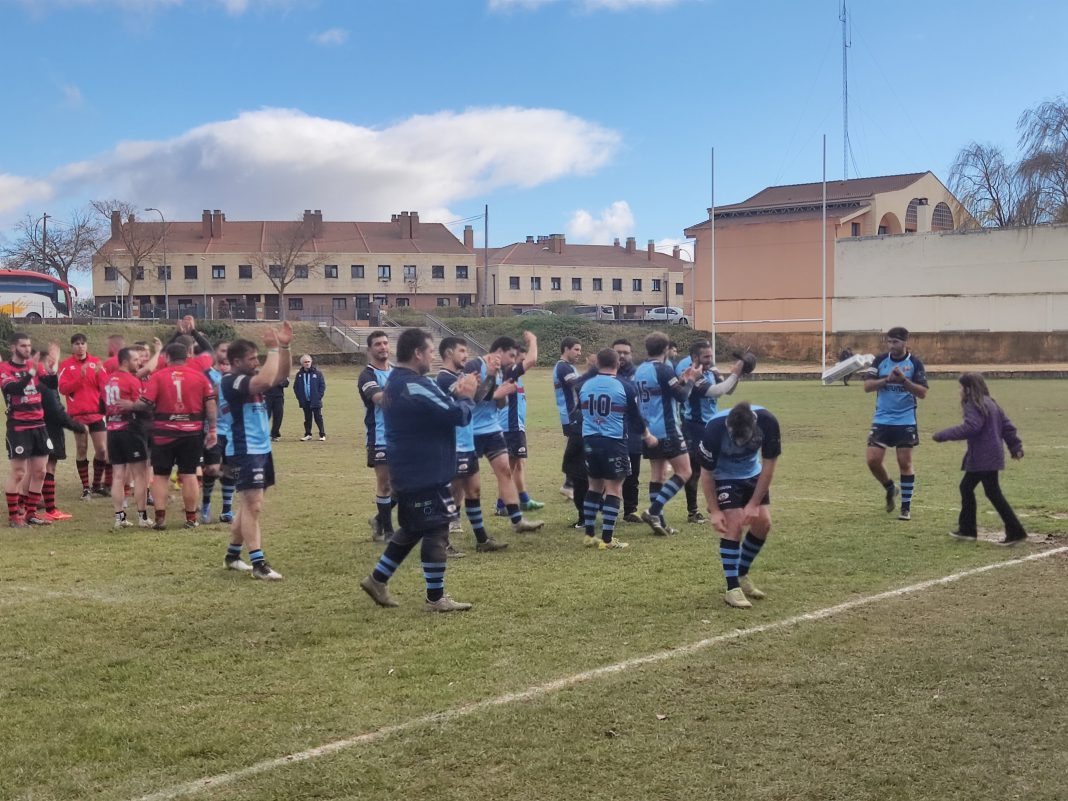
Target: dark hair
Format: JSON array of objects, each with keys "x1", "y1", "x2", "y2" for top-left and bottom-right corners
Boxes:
[
  {"x1": 11, "y1": 331, "x2": 30, "y2": 344},
  {"x1": 645, "y1": 331, "x2": 669, "y2": 357},
  {"x1": 689, "y1": 339, "x2": 712, "y2": 357},
  {"x1": 396, "y1": 328, "x2": 432, "y2": 363},
  {"x1": 133, "y1": 340, "x2": 149, "y2": 348},
  {"x1": 367, "y1": 330, "x2": 388, "y2": 347},
  {"x1": 70, "y1": 333, "x2": 87, "y2": 345},
  {"x1": 668, "y1": 340, "x2": 679, "y2": 350},
  {"x1": 596, "y1": 348, "x2": 618, "y2": 369},
  {"x1": 439, "y1": 336, "x2": 466, "y2": 358},
  {"x1": 611, "y1": 338, "x2": 632, "y2": 348},
  {"x1": 117, "y1": 347, "x2": 134, "y2": 365},
  {"x1": 887, "y1": 326, "x2": 909, "y2": 341},
  {"x1": 726, "y1": 401, "x2": 757, "y2": 443},
  {"x1": 175, "y1": 334, "x2": 196, "y2": 352},
  {"x1": 560, "y1": 336, "x2": 580, "y2": 354},
  {"x1": 959, "y1": 372, "x2": 992, "y2": 418},
  {"x1": 227, "y1": 339, "x2": 256, "y2": 363},
  {"x1": 164, "y1": 342, "x2": 188, "y2": 363},
  {"x1": 489, "y1": 336, "x2": 518, "y2": 354}
]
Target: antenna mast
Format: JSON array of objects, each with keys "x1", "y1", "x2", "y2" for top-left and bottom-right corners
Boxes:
[{"x1": 840, "y1": 0, "x2": 850, "y2": 180}]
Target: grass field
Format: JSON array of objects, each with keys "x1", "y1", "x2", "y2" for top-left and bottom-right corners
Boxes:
[{"x1": 2, "y1": 369, "x2": 1066, "y2": 801}]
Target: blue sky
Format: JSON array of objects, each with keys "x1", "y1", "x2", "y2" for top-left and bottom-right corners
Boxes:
[{"x1": 2, "y1": 0, "x2": 1065, "y2": 291}]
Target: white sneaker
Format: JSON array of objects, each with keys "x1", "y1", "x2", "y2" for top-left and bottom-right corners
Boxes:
[
  {"x1": 225, "y1": 555, "x2": 253, "y2": 572},
  {"x1": 114, "y1": 518, "x2": 133, "y2": 529},
  {"x1": 319, "y1": 435, "x2": 327, "y2": 441},
  {"x1": 252, "y1": 561, "x2": 284, "y2": 581},
  {"x1": 301, "y1": 435, "x2": 313, "y2": 442}
]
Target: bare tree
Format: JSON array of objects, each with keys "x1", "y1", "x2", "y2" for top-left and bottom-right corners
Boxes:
[
  {"x1": 2, "y1": 208, "x2": 102, "y2": 284},
  {"x1": 948, "y1": 142, "x2": 1044, "y2": 228},
  {"x1": 250, "y1": 218, "x2": 325, "y2": 320},
  {"x1": 91, "y1": 199, "x2": 166, "y2": 309},
  {"x1": 1018, "y1": 97, "x2": 1068, "y2": 223}
]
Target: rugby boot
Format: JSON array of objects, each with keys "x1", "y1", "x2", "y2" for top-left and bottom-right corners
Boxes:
[
  {"x1": 724, "y1": 587, "x2": 753, "y2": 609},
  {"x1": 738, "y1": 575, "x2": 766, "y2": 600},
  {"x1": 885, "y1": 482, "x2": 899, "y2": 513},
  {"x1": 475, "y1": 537, "x2": 509, "y2": 553},
  {"x1": 598, "y1": 539, "x2": 629, "y2": 550},
  {"x1": 360, "y1": 575, "x2": 399, "y2": 607},
  {"x1": 512, "y1": 518, "x2": 544, "y2": 533},
  {"x1": 641, "y1": 510, "x2": 668, "y2": 536},
  {"x1": 425, "y1": 595, "x2": 473, "y2": 613}
]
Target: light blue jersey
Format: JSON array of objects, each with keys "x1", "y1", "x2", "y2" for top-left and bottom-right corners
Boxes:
[
  {"x1": 222, "y1": 373, "x2": 271, "y2": 457},
  {"x1": 358, "y1": 364, "x2": 392, "y2": 445},
  {"x1": 870, "y1": 352, "x2": 928, "y2": 426},
  {"x1": 464, "y1": 357, "x2": 504, "y2": 435},
  {"x1": 634, "y1": 359, "x2": 686, "y2": 440},
  {"x1": 698, "y1": 406, "x2": 782, "y2": 481},
  {"x1": 207, "y1": 366, "x2": 231, "y2": 442},
  {"x1": 579, "y1": 373, "x2": 641, "y2": 440},
  {"x1": 437, "y1": 368, "x2": 475, "y2": 452}
]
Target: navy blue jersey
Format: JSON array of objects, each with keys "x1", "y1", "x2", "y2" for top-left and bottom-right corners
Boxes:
[
  {"x1": 222, "y1": 373, "x2": 271, "y2": 457},
  {"x1": 579, "y1": 373, "x2": 643, "y2": 441},
  {"x1": 383, "y1": 367, "x2": 472, "y2": 492},
  {"x1": 358, "y1": 364, "x2": 392, "y2": 445},
  {"x1": 616, "y1": 362, "x2": 644, "y2": 452},
  {"x1": 634, "y1": 359, "x2": 690, "y2": 440},
  {"x1": 553, "y1": 359, "x2": 581, "y2": 429},
  {"x1": 698, "y1": 406, "x2": 782, "y2": 481},
  {"x1": 498, "y1": 362, "x2": 527, "y2": 432},
  {"x1": 436, "y1": 368, "x2": 475, "y2": 452},
  {"x1": 869, "y1": 352, "x2": 927, "y2": 425}
]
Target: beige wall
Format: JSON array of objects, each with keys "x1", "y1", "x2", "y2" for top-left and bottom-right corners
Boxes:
[
  {"x1": 487, "y1": 263, "x2": 684, "y2": 314},
  {"x1": 833, "y1": 224, "x2": 1068, "y2": 332}
]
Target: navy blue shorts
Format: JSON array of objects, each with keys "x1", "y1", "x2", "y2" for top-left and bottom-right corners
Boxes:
[
  {"x1": 365, "y1": 441, "x2": 387, "y2": 468},
  {"x1": 456, "y1": 450, "x2": 480, "y2": 478},
  {"x1": 713, "y1": 477, "x2": 769, "y2": 510},
  {"x1": 474, "y1": 431, "x2": 508, "y2": 461},
  {"x1": 643, "y1": 435, "x2": 688, "y2": 461},
  {"x1": 584, "y1": 436, "x2": 631, "y2": 481},
  {"x1": 226, "y1": 452, "x2": 276, "y2": 492},
  {"x1": 397, "y1": 484, "x2": 459, "y2": 534},
  {"x1": 867, "y1": 424, "x2": 919, "y2": 449},
  {"x1": 503, "y1": 429, "x2": 527, "y2": 459}
]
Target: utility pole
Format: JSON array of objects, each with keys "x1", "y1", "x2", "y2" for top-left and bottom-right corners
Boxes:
[
  {"x1": 841, "y1": 0, "x2": 850, "y2": 180},
  {"x1": 40, "y1": 213, "x2": 50, "y2": 270},
  {"x1": 482, "y1": 204, "x2": 489, "y2": 316}
]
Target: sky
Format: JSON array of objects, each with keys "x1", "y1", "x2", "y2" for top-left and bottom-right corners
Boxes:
[{"x1": 1, "y1": 0, "x2": 1066, "y2": 294}]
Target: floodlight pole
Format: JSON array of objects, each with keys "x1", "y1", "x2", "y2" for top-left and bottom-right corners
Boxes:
[
  {"x1": 821, "y1": 135, "x2": 828, "y2": 381},
  {"x1": 710, "y1": 147, "x2": 716, "y2": 346}
]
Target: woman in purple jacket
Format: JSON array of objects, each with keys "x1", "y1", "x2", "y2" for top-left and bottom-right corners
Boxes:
[{"x1": 933, "y1": 373, "x2": 1025, "y2": 545}]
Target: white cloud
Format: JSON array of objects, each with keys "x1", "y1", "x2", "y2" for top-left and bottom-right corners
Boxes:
[
  {"x1": 0, "y1": 174, "x2": 53, "y2": 216},
  {"x1": 12, "y1": 0, "x2": 285, "y2": 16},
  {"x1": 490, "y1": 0, "x2": 685, "y2": 11},
  {"x1": 4, "y1": 106, "x2": 620, "y2": 227},
  {"x1": 310, "y1": 27, "x2": 348, "y2": 46},
  {"x1": 654, "y1": 237, "x2": 693, "y2": 260},
  {"x1": 566, "y1": 200, "x2": 634, "y2": 244}
]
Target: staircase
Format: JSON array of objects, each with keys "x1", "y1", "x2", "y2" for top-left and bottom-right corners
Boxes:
[{"x1": 329, "y1": 324, "x2": 444, "y2": 371}]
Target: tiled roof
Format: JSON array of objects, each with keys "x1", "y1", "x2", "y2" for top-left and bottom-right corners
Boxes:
[{"x1": 482, "y1": 241, "x2": 686, "y2": 270}]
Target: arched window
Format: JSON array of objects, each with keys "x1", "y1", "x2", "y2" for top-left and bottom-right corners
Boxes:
[
  {"x1": 905, "y1": 199, "x2": 919, "y2": 233},
  {"x1": 932, "y1": 201, "x2": 954, "y2": 231}
]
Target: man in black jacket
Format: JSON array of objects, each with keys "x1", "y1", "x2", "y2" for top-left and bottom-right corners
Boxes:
[
  {"x1": 266, "y1": 377, "x2": 289, "y2": 441},
  {"x1": 40, "y1": 357, "x2": 87, "y2": 521}
]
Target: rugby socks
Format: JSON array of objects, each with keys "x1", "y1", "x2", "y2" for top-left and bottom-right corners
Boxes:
[
  {"x1": 900, "y1": 474, "x2": 915, "y2": 508},
  {"x1": 571, "y1": 476, "x2": 588, "y2": 520},
  {"x1": 76, "y1": 459, "x2": 90, "y2": 491},
  {"x1": 506, "y1": 503, "x2": 522, "y2": 525},
  {"x1": 649, "y1": 475, "x2": 685, "y2": 516},
  {"x1": 720, "y1": 538, "x2": 741, "y2": 590},
  {"x1": 155, "y1": 509, "x2": 166, "y2": 526},
  {"x1": 201, "y1": 476, "x2": 216, "y2": 506},
  {"x1": 519, "y1": 491, "x2": 531, "y2": 505},
  {"x1": 583, "y1": 490, "x2": 603, "y2": 536},
  {"x1": 220, "y1": 476, "x2": 235, "y2": 515},
  {"x1": 375, "y1": 495, "x2": 394, "y2": 534},
  {"x1": 648, "y1": 482, "x2": 663, "y2": 507},
  {"x1": 43, "y1": 473, "x2": 57, "y2": 513},
  {"x1": 226, "y1": 543, "x2": 242, "y2": 560},
  {"x1": 249, "y1": 549, "x2": 266, "y2": 567},
  {"x1": 185, "y1": 509, "x2": 198, "y2": 524},
  {"x1": 24, "y1": 491, "x2": 41, "y2": 519},
  {"x1": 738, "y1": 531, "x2": 766, "y2": 576},
  {"x1": 495, "y1": 498, "x2": 505, "y2": 513},
  {"x1": 422, "y1": 561, "x2": 447, "y2": 603},
  {"x1": 465, "y1": 498, "x2": 488, "y2": 544},
  {"x1": 92, "y1": 458, "x2": 107, "y2": 491},
  {"x1": 372, "y1": 539, "x2": 418, "y2": 583},
  {"x1": 684, "y1": 474, "x2": 699, "y2": 515},
  {"x1": 600, "y1": 495, "x2": 620, "y2": 543},
  {"x1": 6, "y1": 492, "x2": 20, "y2": 521}
]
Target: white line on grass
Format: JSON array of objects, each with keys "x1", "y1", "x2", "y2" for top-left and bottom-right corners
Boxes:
[
  {"x1": 132, "y1": 546, "x2": 1068, "y2": 801},
  {"x1": 0, "y1": 585, "x2": 125, "y2": 606}
]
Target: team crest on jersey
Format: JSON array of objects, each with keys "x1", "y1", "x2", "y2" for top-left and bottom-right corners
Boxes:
[
  {"x1": 14, "y1": 445, "x2": 24, "y2": 455},
  {"x1": 717, "y1": 491, "x2": 730, "y2": 502},
  {"x1": 45, "y1": 438, "x2": 53, "y2": 450}
]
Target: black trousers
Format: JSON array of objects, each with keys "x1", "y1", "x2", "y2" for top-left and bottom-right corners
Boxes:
[
  {"x1": 266, "y1": 396, "x2": 284, "y2": 438},
  {"x1": 622, "y1": 451, "x2": 643, "y2": 514},
  {"x1": 958, "y1": 471, "x2": 1025, "y2": 538},
  {"x1": 302, "y1": 406, "x2": 325, "y2": 436}
]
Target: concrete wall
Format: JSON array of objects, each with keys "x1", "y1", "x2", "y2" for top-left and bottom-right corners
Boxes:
[{"x1": 834, "y1": 224, "x2": 1068, "y2": 332}]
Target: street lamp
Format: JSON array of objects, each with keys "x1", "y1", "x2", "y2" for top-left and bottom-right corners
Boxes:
[{"x1": 144, "y1": 207, "x2": 168, "y2": 319}]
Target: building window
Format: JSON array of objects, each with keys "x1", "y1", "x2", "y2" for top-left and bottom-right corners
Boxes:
[
  {"x1": 632, "y1": 278, "x2": 642, "y2": 292},
  {"x1": 456, "y1": 265, "x2": 469, "y2": 279},
  {"x1": 325, "y1": 264, "x2": 338, "y2": 279},
  {"x1": 851, "y1": 222, "x2": 861, "y2": 237},
  {"x1": 239, "y1": 265, "x2": 252, "y2": 279},
  {"x1": 332, "y1": 297, "x2": 347, "y2": 310},
  {"x1": 288, "y1": 297, "x2": 303, "y2": 311},
  {"x1": 932, "y1": 201, "x2": 954, "y2": 231},
  {"x1": 269, "y1": 264, "x2": 283, "y2": 279},
  {"x1": 351, "y1": 264, "x2": 365, "y2": 279},
  {"x1": 403, "y1": 265, "x2": 417, "y2": 281},
  {"x1": 459, "y1": 294, "x2": 471, "y2": 308},
  {"x1": 531, "y1": 276, "x2": 541, "y2": 290},
  {"x1": 134, "y1": 266, "x2": 144, "y2": 281},
  {"x1": 509, "y1": 276, "x2": 520, "y2": 290},
  {"x1": 373, "y1": 294, "x2": 387, "y2": 305},
  {"x1": 675, "y1": 282, "x2": 684, "y2": 296},
  {"x1": 396, "y1": 297, "x2": 410, "y2": 307},
  {"x1": 612, "y1": 278, "x2": 622, "y2": 291},
  {"x1": 432, "y1": 265, "x2": 445, "y2": 279},
  {"x1": 295, "y1": 265, "x2": 309, "y2": 279},
  {"x1": 157, "y1": 265, "x2": 172, "y2": 281},
  {"x1": 184, "y1": 265, "x2": 197, "y2": 280},
  {"x1": 593, "y1": 278, "x2": 602, "y2": 291},
  {"x1": 437, "y1": 297, "x2": 451, "y2": 307},
  {"x1": 212, "y1": 265, "x2": 225, "y2": 280},
  {"x1": 104, "y1": 266, "x2": 117, "y2": 281},
  {"x1": 378, "y1": 265, "x2": 391, "y2": 281},
  {"x1": 551, "y1": 277, "x2": 561, "y2": 291},
  {"x1": 572, "y1": 277, "x2": 582, "y2": 291},
  {"x1": 652, "y1": 279, "x2": 661, "y2": 292},
  {"x1": 878, "y1": 225, "x2": 888, "y2": 235}
]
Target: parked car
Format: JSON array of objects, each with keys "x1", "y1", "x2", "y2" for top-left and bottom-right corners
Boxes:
[
  {"x1": 571, "y1": 304, "x2": 616, "y2": 321},
  {"x1": 519, "y1": 308, "x2": 555, "y2": 316},
  {"x1": 644, "y1": 306, "x2": 690, "y2": 326}
]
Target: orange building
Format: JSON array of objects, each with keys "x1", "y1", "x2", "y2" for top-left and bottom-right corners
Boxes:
[{"x1": 683, "y1": 172, "x2": 963, "y2": 332}]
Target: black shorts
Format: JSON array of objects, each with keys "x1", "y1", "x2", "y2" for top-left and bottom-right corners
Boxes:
[
  {"x1": 584, "y1": 436, "x2": 630, "y2": 481},
  {"x1": 107, "y1": 429, "x2": 148, "y2": 465},
  {"x1": 643, "y1": 435, "x2": 688, "y2": 461},
  {"x1": 366, "y1": 442, "x2": 387, "y2": 469},
  {"x1": 151, "y1": 436, "x2": 203, "y2": 476},
  {"x1": 46, "y1": 424, "x2": 67, "y2": 461},
  {"x1": 562, "y1": 431, "x2": 587, "y2": 480},
  {"x1": 202, "y1": 441, "x2": 223, "y2": 468},
  {"x1": 713, "y1": 477, "x2": 770, "y2": 510},
  {"x1": 456, "y1": 450, "x2": 480, "y2": 478},
  {"x1": 78, "y1": 419, "x2": 106, "y2": 434},
  {"x1": 503, "y1": 429, "x2": 528, "y2": 459},
  {"x1": 474, "y1": 431, "x2": 508, "y2": 461},
  {"x1": 396, "y1": 484, "x2": 459, "y2": 534},
  {"x1": 6, "y1": 427, "x2": 52, "y2": 460},
  {"x1": 868, "y1": 424, "x2": 919, "y2": 449},
  {"x1": 226, "y1": 452, "x2": 276, "y2": 492}
]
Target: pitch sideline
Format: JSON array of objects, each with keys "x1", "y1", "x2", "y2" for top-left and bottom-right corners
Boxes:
[{"x1": 132, "y1": 545, "x2": 1068, "y2": 801}]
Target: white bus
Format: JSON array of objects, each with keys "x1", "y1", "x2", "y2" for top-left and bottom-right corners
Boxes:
[{"x1": 0, "y1": 270, "x2": 76, "y2": 320}]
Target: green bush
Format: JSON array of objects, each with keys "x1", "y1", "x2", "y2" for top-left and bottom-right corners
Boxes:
[
  {"x1": 194, "y1": 319, "x2": 239, "y2": 347},
  {"x1": 0, "y1": 314, "x2": 13, "y2": 348}
]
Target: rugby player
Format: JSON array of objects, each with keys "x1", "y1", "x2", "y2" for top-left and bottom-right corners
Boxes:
[
  {"x1": 58, "y1": 333, "x2": 110, "y2": 498},
  {"x1": 553, "y1": 336, "x2": 595, "y2": 526},
  {"x1": 864, "y1": 327, "x2": 928, "y2": 521},
  {"x1": 612, "y1": 339, "x2": 645, "y2": 524},
  {"x1": 102, "y1": 334, "x2": 125, "y2": 374},
  {"x1": 699, "y1": 401, "x2": 782, "y2": 609},
  {"x1": 201, "y1": 341, "x2": 235, "y2": 524},
  {"x1": 494, "y1": 331, "x2": 543, "y2": 515},
  {"x1": 39, "y1": 356, "x2": 84, "y2": 521},
  {"x1": 358, "y1": 330, "x2": 394, "y2": 542},
  {"x1": 361, "y1": 328, "x2": 478, "y2": 612},
  {"x1": 103, "y1": 347, "x2": 151, "y2": 528}
]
